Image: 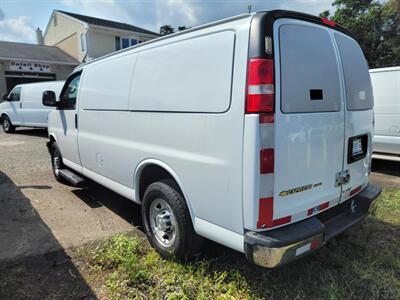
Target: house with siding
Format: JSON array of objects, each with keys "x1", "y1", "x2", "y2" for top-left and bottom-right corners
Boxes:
[{"x1": 43, "y1": 10, "x2": 160, "y2": 63}]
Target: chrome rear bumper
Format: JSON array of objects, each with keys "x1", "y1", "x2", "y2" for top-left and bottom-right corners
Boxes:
[{"x1": 244, "y1": 184, "x2": 382, "y2": 268}]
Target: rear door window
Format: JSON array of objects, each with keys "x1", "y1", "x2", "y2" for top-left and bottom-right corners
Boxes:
[
  {"x1": 279, "y1": 24, "x2": 341, "y2": 113},
  {"x1": 334, "y1": 33, "x2": 373, "y2": 111}
]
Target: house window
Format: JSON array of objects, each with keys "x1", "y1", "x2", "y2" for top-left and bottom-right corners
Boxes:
[
  {"x1": 80, "y1": 33, "x2": 86, "y2": 52},
  {"x1": 115, "y1": 36, "x2": 139, "y2": 50},
  {"x1": 115, "y1": 37, "x2": 121, "y2": 51},
  {"x1": 122, "y1": 38, "x2": 130, "y2": 49}
]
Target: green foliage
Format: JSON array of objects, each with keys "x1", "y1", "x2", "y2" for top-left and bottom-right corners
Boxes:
[
  {"x1": 160, "y1": 25, "x2": 190, "y2": 35},
  {"x1": 160, "y1": 25, "x2": 175, "y2": 35},
  {"x1": 83, "y1": 234, "x2": 253, "y2": 299},
  {"x1": 320, "y1": 0, "x2": 400, "y2": 68},
  {"x1": 373, "y1": 188, "x2": 400, "y2": 225}
]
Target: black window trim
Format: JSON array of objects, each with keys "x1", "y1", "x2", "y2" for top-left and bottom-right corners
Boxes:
[
  {"x1": 9, "y1": 86, "x2": 21, "y2": 102},
  {"x1": 58, "y1": 70, "x2": 82, "y2": 110}
]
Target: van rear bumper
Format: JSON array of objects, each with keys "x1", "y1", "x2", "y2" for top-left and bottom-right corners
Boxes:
[{"x1": 244, "y1": 184, "x2": 381, "y2": 268}]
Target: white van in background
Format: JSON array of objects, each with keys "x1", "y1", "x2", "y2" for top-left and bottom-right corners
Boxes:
[
  {"x1": 0, "y1": 81, "x2": 64, "y2": 133},
  {"x1": 43, "y1": 10, "x2": 381, "y2": 268},
  {"x1": 370, "y1": 67, "x2": 400, "y2": 160}
]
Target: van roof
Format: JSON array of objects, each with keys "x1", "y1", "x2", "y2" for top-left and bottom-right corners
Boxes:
[
  {"x1": 75, "y1": 10, "x2": 354, "y2": 71},
  {"x1": 269, "y1": 10, "x2": 353, "y2": 37},
  {"x1": 15, "y1": 80, "x2": 65, "y2": 89},
  {"x1": 369, "y1": 66, "x2": 400, "y2": 73},
  {"x1": 75, "y1": 13, "x2": 251, "y2": 71}
]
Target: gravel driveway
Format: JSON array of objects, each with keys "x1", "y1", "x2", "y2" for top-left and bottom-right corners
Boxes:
[{"x1": 0, "y1": 127, "x2": 140, "y2": 264}]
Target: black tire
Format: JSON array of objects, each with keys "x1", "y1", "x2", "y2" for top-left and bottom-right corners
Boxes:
[
  {"x1": 142, "y1": 179, "x2": 203, "y2": 261},
  {"x1": 51, "y1": 143, "x2": 66, "y2": 183},
  {"x1": 2, "y1": 115, "x2": 15, "y2": 133}
]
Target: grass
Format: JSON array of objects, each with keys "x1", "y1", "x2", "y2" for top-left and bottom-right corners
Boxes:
[{"x1": 78, "y1": 188, "x2": 400, "y2": 299}]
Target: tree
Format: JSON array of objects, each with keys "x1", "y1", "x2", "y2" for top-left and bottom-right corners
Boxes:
[
  {"x1": 381, "y1": 0, "x2": 400, "y2": 67},
  {"x1": 160, "y1": 25, "x2": 175, "y2": 36},
  {"x1": 320, "y1": 0, "x2": 400, "y2": 68}
]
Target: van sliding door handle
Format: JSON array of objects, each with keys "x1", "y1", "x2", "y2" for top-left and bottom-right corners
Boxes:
[{"x1": 75, "y1": 114, "x2": 78, "y2": 129}]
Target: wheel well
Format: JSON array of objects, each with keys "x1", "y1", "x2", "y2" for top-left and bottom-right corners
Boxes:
[
  {"x1": 0, "y1": 113, "x2": 8, "y2": 122},
  {"x1": 138, "y1": 164, "x2": 182, "y2": 202},
  {"x1": 49, "y1": 135, "x2": 56, "y2": 143},
  {"x1": 47, "y1": 135, "x2": 56, "y2": 151}
]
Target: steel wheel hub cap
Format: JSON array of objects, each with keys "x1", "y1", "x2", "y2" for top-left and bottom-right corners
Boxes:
[
  {"x1": 4, "y1": 120, "x2": 9, "y2": 130},
  {"x1": 53, "y1": 153, "x2": 61, "y2": 175},
  {"x1": 149, "y1": 198, "x2": 176, "y2": 247}
]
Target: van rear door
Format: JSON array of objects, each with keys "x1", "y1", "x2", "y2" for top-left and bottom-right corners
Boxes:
[
  {"x1": 273, "y1": 19, "x2": 345, "y2": 223},
  {"x1": 333, "y1": 32, "x2": 374, "y2": 201}
]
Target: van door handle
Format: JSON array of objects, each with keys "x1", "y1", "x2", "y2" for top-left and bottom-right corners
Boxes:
[
  {"x1": 75, "y1": 114, "x2": 78, "y2": 129},
  {"x1": 20, "y1": 102, "x2": 22, "y2": 108}
]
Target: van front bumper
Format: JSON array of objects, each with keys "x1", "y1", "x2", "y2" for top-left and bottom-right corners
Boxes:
[{"x1": 244, "y1": 184, "x2": 381, "y2": 268}]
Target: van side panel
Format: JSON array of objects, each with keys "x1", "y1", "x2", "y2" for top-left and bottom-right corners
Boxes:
[
  {"x1": 19, "y1": 81, "x2": 63, "y2": 127},
  {"x1": 370, "y1": 68, "x2": 400, "y2": 155},
  {"x1": 78, "y1": 54, "x2": 135, "y2": 185},
  {"x1": 77, "y1": 18, "x2": 252, "y2": 235},
  {"x1": 80, "y1": 53, "x2": 138, "y2": 111},
  {"x1": 130, "y1": 31, "x2": 235, "y2": 113}
]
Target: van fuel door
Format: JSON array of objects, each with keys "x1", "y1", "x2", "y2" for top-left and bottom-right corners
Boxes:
[{"x1": 335, "y1": 170, "x2": 350, "y2": 187}]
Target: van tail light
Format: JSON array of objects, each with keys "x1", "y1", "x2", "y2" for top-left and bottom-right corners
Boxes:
[
  {"x1": 260, "y1": 149, "x2": 274, "y2": 174},
  {"x1": 246, "y1": 59, "x2": 274, "y2": 113}
]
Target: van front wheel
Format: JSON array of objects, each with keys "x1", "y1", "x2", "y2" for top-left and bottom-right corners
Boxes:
[
  {"x1": 51, "y1": 143, "x2": 65, "y2": 183},
  {"x1": 142, "y1": 180, "x2": 203, "y2": 261},
  {"x1": 2, "y1": 116, "x2": 15, "y2": 133}
]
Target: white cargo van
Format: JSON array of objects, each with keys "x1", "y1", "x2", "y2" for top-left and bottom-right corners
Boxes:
[
  {"x1": 43, "y1": 10, "x2": 381, "y2": 267},
  {"x1": 370, "y1": 67, "x2": 400, "y2": 160},
  {"x1": 0, "y1": 81, "x2": 64, "y2": 133}
]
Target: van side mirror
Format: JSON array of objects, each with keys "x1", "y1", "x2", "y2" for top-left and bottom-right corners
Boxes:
[
  {"x1": 42, "y1": 90, "x2": 58, "y2": 107},
  {"x1": 2, "y1": 94, "x2": 9, "y2": 101}
]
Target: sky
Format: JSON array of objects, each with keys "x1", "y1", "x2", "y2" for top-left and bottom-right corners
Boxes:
[{"x1": 0, "y1": 0, "x2": 335, "y2": 44}]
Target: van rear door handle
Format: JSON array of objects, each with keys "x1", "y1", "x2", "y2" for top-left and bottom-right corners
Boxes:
[{"x1": 75, "y1": 114, "x2": 78, "y2": 129}]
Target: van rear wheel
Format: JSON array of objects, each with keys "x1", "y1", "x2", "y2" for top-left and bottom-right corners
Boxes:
[
  {"x1": 2, "y1": 116, "x2": 15, "y2": 133},
  {"x1": 142, "y1": 179, "x2": 203, "y2": 261}
]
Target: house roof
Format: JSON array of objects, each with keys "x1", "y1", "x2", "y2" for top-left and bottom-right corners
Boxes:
[
  {"x1": 0, "y1": 41, "x2": 78, "y2": 65},
  {"x1": 56, "y1": 10, "x2": 160, "y2": 36}
]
